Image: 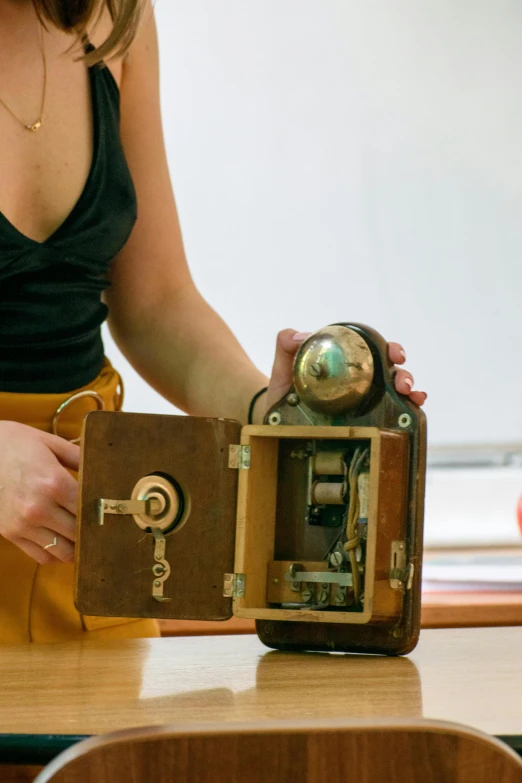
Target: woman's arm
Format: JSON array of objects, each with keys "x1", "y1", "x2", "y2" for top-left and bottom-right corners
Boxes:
[
  {"x1": 105, "y1": 4, "x2": 426, "y2": 424},
  {"x1": 105, "y1": 6, "x2": 267, "y2": 423}
]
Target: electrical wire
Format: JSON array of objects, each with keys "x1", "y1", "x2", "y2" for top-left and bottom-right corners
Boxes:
[{"x1": 343, "y1": 447, "x2": 369, "y2": 603}]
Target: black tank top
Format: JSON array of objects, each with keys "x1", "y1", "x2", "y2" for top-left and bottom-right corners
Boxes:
[{"x1": 0, "y1": 43, "x2": 137, "y2": 393}]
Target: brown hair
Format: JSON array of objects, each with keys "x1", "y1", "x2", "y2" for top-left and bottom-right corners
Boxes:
[{"x1": 32, "y1": 0, "x2": 143, "y2": 64}]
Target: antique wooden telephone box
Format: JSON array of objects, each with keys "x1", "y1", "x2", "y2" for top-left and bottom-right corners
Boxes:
[{"x1": 75, "y1": 323, "x2": 427, "y2": 655}]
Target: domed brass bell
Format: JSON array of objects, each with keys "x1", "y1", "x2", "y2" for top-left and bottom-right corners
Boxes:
[{"x1": 293, "y1": 325, "x2": 374, "y2": 414}]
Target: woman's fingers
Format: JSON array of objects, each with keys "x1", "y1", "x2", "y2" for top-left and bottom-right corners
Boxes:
[
  {"x1": 15, "y1": 538, "x2": 56, "y2": 565},
  {"x1": 388, "y1": 342, "x2": 406, "y2": 365},
  {"x1": 388, "y1": 343, "x2": 427, "y2": 405},
  {"x1": 49, "y1": 470, "x2": 79, "y2": 518},
  {"x1": 395, "y1": 368, "x2": 427, "y2": 405},
  {"x1": 394, "y1": 369, "x2": 414, "y2": 395},
  {"x1": 408, "y1": 390, "x2": 428, "y2": 406},
  {"x1": 48, "y1": 506, "x2": 77, "y2": 543},
  {"x1": 24, "y1": 527, "x2": 74, "y2": 563},
  {"x1": 40, "y1": 430, "x2": 81, "y2": 471},
  {"x1": 269, "y1": 330, "x2": 310, "y2": 391},
  {"x1": 264, "y1": 329, "x2": 312, "y2": 413}
]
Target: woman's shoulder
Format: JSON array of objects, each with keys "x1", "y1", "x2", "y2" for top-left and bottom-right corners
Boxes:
[{"x1": 87, "y1": 0, "x2": 155, "y2": 89}]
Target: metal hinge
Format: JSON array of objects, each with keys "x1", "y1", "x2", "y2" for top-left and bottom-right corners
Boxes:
[
  {"x1": 223, "y1": 573, "x2": 246, "y2": 598},
  {"x1": 389, "y1": 541, "x2": 414, "y2": 590},
  {"x1": 228, "y1": 445, "x2": 251, "y2": 470}
]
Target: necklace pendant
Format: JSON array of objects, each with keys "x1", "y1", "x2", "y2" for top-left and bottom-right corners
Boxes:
[{"x1": 26, "y1": 119, "x2": 42, "y2": 132}]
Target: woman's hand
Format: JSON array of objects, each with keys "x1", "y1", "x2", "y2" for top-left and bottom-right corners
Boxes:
[
  {"x1": 0, "y1": 422, "x2": 80, "y2": 564},
  {"x1": 255, "y1": 329, "x2": 427, "y2": 422}
]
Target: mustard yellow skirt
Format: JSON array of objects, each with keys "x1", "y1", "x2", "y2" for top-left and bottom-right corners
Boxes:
[{"x1": 0, "y1": 361, "x2": 159, "y2": 644}]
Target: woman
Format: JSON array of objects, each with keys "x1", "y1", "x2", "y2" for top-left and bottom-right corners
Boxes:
[{"x1": 0, "y1": 0, "x2": 427, "y2": 644}]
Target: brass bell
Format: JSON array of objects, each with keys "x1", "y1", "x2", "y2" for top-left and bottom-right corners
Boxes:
[{"x1": 293, "y1": 325, "x2": 374, "y2": 414}]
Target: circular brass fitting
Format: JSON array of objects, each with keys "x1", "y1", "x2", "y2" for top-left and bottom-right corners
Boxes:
[
  {"x1": 293, "y1": 326, "x2": 374, "y2": 414},
  {"x1": 131, "y1": 474, "x2": 183, "y2": 532}
]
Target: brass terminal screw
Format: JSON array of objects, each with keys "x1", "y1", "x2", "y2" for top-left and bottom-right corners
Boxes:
[{"x1": 318, "y1": 585, "x2": 329, "y2": 603}]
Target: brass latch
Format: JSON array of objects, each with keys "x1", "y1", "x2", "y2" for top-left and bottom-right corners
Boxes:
[
  {"x1": 97, "y1": 474, "x2": 181, "y2": 604},
  {"x1": 228, "y1": 445, "x2": 251, "y2": 469},
  {"x1": 98, "y1": 498, "x2": 162, "y2": 526},
  {"x1": 223, "y1": 573, "x2": 246, "y2": 598}
]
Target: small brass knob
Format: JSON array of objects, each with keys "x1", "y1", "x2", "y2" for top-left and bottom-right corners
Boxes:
[{"x1": 293, "y1": 325, "x2": 374, "y2": 414}]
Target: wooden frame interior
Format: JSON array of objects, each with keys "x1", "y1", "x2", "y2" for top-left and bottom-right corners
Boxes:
[{"x1": 232, "y1": 425, "x2": 406, "y2": 625}]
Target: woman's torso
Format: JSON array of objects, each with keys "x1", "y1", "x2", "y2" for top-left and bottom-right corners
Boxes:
[{"x1": 0, "y1": 5, "x2": 136, "y2": 393}]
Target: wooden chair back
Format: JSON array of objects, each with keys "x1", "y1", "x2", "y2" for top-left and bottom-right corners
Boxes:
[{"x1": 35, "y1": 717, "x2": 522, "y2": 783}]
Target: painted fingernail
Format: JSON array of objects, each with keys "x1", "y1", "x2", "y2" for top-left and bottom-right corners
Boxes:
[
  {"x1": 403, "y1": 377, "x2": 413, "y2": 389},
  {"x1": 292, "y1": 331, "x2": 312, "y2": 341},
  {"x1": 399, "y1": 350, "x2": 406, "y2": 361}
]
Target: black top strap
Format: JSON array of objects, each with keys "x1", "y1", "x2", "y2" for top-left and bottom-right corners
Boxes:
[{"x1": 81, "y1": 34, "x2": 96, "y2": 55}]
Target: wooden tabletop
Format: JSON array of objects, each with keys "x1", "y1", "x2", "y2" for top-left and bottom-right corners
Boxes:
[{"x1": 1, "y1": 627, "x2": 521, "y2": 747}]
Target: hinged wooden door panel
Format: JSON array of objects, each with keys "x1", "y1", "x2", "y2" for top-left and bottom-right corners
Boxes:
[{"x1": 75, "y1": 412, "x2": 241, "y2": 620}]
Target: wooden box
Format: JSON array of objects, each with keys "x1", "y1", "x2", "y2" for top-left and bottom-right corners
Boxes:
[{"x1": 75, "y1": 323, "x2": 426, "y2": 655}]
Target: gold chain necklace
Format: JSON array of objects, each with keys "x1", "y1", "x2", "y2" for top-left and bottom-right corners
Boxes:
[{"x1": 0, "y1": 23, "x2": 46, "y2": 132}]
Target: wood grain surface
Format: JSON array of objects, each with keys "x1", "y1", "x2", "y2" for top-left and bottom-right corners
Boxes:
[
  {"x1": 35, "y1": 719, "x2": 522, "y2": 783},
  {"x1": 77, "y1": 412, "x2": 241, "y2": 620},
  {"x1": 1, "y1": 627, "x2": 522, "y2": 739}
]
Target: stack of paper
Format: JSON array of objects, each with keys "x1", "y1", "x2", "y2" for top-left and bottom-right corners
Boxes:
[
  {"x1": 424, "y1": 466, "x2": 522, "y2": 547},
  {"x1": 422, "y1": 552, "x2": 522, "y2": 592}
]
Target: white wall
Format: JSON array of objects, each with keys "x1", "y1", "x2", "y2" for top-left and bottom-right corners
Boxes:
[{"x1": 104, "y1": 0, "x2": 522, "y2": 446}]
